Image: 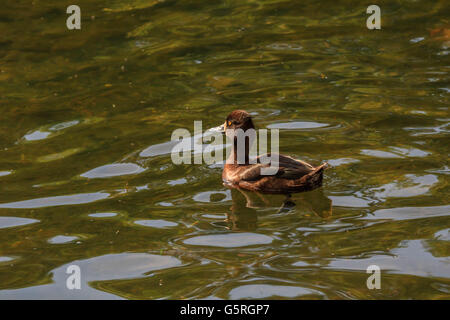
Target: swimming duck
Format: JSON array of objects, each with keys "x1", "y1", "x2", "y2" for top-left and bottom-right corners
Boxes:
[{"x1": 220, "y1": 110, "x2": 328, "y2": 194}]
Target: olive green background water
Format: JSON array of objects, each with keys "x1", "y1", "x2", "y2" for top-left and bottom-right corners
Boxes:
[{"x1": 0, "y1": 0, "x2": 449, "y2": 299}]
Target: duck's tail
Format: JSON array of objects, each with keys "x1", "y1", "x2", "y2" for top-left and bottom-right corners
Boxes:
[
  {"x1": 298, "y1": 162, "x2": 328, "y2": 189},
  {"x1": 315, "y1": 162, "x2": 329, "y2": 171}
]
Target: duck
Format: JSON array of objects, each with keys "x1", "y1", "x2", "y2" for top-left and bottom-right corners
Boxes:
[{"x1": 220, "y1": 110, "x2": 328, "y2": 194}]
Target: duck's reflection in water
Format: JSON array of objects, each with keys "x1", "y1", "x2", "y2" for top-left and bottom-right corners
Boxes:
[{"x1": 226, "y1": 187, "x2": 332, "y2": 231}]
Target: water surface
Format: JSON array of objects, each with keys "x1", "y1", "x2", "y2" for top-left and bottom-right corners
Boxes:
[{"x1": 0, "y1": 0, "x2": 449, "y2": 299}]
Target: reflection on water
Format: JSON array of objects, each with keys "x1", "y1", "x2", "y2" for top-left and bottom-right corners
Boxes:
[
  {"x1": 184, "y1": 232, "x2": 273, "y2": 248},
  {"x1": 134, "y1": 219, "x2": 178, "y2": 228},
  {"x1": 0, "y1": 217, "x2": 39, "y2": 229},
  {"x1": 48, "y1": 235, "x2": 79, "y2": 244},
  {"x1": 229, "y1": 284, "x2": 322, "y2": 299},
  {"x1": 88, "y1": 212, "x2": 118, "y2": 218},
  {"x1": 23, "y1": 130, "x2": 52, "y2": 142},
  {"x1": 0, "y1": 0, "x2": 449, "y2": 299},
  {"x1": 226, "y1": 188, "x2": 332, "y2": 231},
  {"x1": 81, "y1": 163, "x2": 146, "y2": 179},
  {"x1": 0, "y1": 192, "x2": 110, "y2": 209},
  {"x1": 0, "y1": 257, "x2": 14, "y2": 263},
  {"x1": 0, "y1": 253, "x2": 182, "y2": 299},
  {"x1": 266, "y1": 121, "x2": 329, "y2": 129},
  {"x1": 366, "y1": 205, "x2": 450, "y2": 221},
  {"x1": 328, "y1": 240, "x2": 449, "y2": 279}
]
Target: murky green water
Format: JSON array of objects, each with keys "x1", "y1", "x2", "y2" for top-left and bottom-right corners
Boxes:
[{"x1": 0, "y1": 0, "x2": 449, "y2": 299}]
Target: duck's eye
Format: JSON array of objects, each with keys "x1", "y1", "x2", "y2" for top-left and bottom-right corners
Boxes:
[{"x1": 227, "y1": 121, "x2": 232, "y2": 126}]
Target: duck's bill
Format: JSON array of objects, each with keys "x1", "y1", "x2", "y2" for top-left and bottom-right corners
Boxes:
[
  {"x1": 208, "y1": 124, "x2": 225, "y2": 133},
  {"x1": 207, "y1": 122, "x2": 227, "y2": 134}
]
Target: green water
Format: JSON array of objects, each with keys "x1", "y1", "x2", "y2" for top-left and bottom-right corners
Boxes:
[{"x1": 0, "y1": 0, "x2": 449, "y2": 299}]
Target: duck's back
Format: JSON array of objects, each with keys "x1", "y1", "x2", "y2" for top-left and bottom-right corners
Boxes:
[{"x1": 222, "y1": 154, "x2": 327, "y2": 194}]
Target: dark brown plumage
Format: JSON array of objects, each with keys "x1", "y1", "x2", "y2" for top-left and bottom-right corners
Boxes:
[{"x1": 221, "y1": 110, "x2": 328, "y2": 194}]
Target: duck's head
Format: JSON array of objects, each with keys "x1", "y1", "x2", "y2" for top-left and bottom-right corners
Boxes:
[{"x1": 220, "y1": 110, "x2": 255, "y2": 133}]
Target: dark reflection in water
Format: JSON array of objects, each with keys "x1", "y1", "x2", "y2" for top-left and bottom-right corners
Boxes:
[{"x1": 226, "y1": 188, "x2": 332, "y2": 231}]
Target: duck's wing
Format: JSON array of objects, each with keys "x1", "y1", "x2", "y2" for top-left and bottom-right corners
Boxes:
[
  {"x1": 237, "y1": 164, "x2": 268, "y2": 181},
  {"x1": 241, "y1": 154, "x2": 315, "y2": 181},
  {"x1": 271, "y1": 154, "x2": 315, "y2": 179}
]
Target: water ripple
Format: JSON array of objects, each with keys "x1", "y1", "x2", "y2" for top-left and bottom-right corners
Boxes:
[
  {"x1": 0, "y1": 217, "x2": 39, "y2": 229},
  {"x1": 229, "y1": 284, "x2": 322, "y2": 299},
  {"x1": 80, "y1": 163, "x2": 145, "y2": 179},
  {"x1": 183, "y1": 232, "x2": 273, "y2": 248},
  {"x1": 0, "y1": 192, "x2": 110, "y2": 209}
]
